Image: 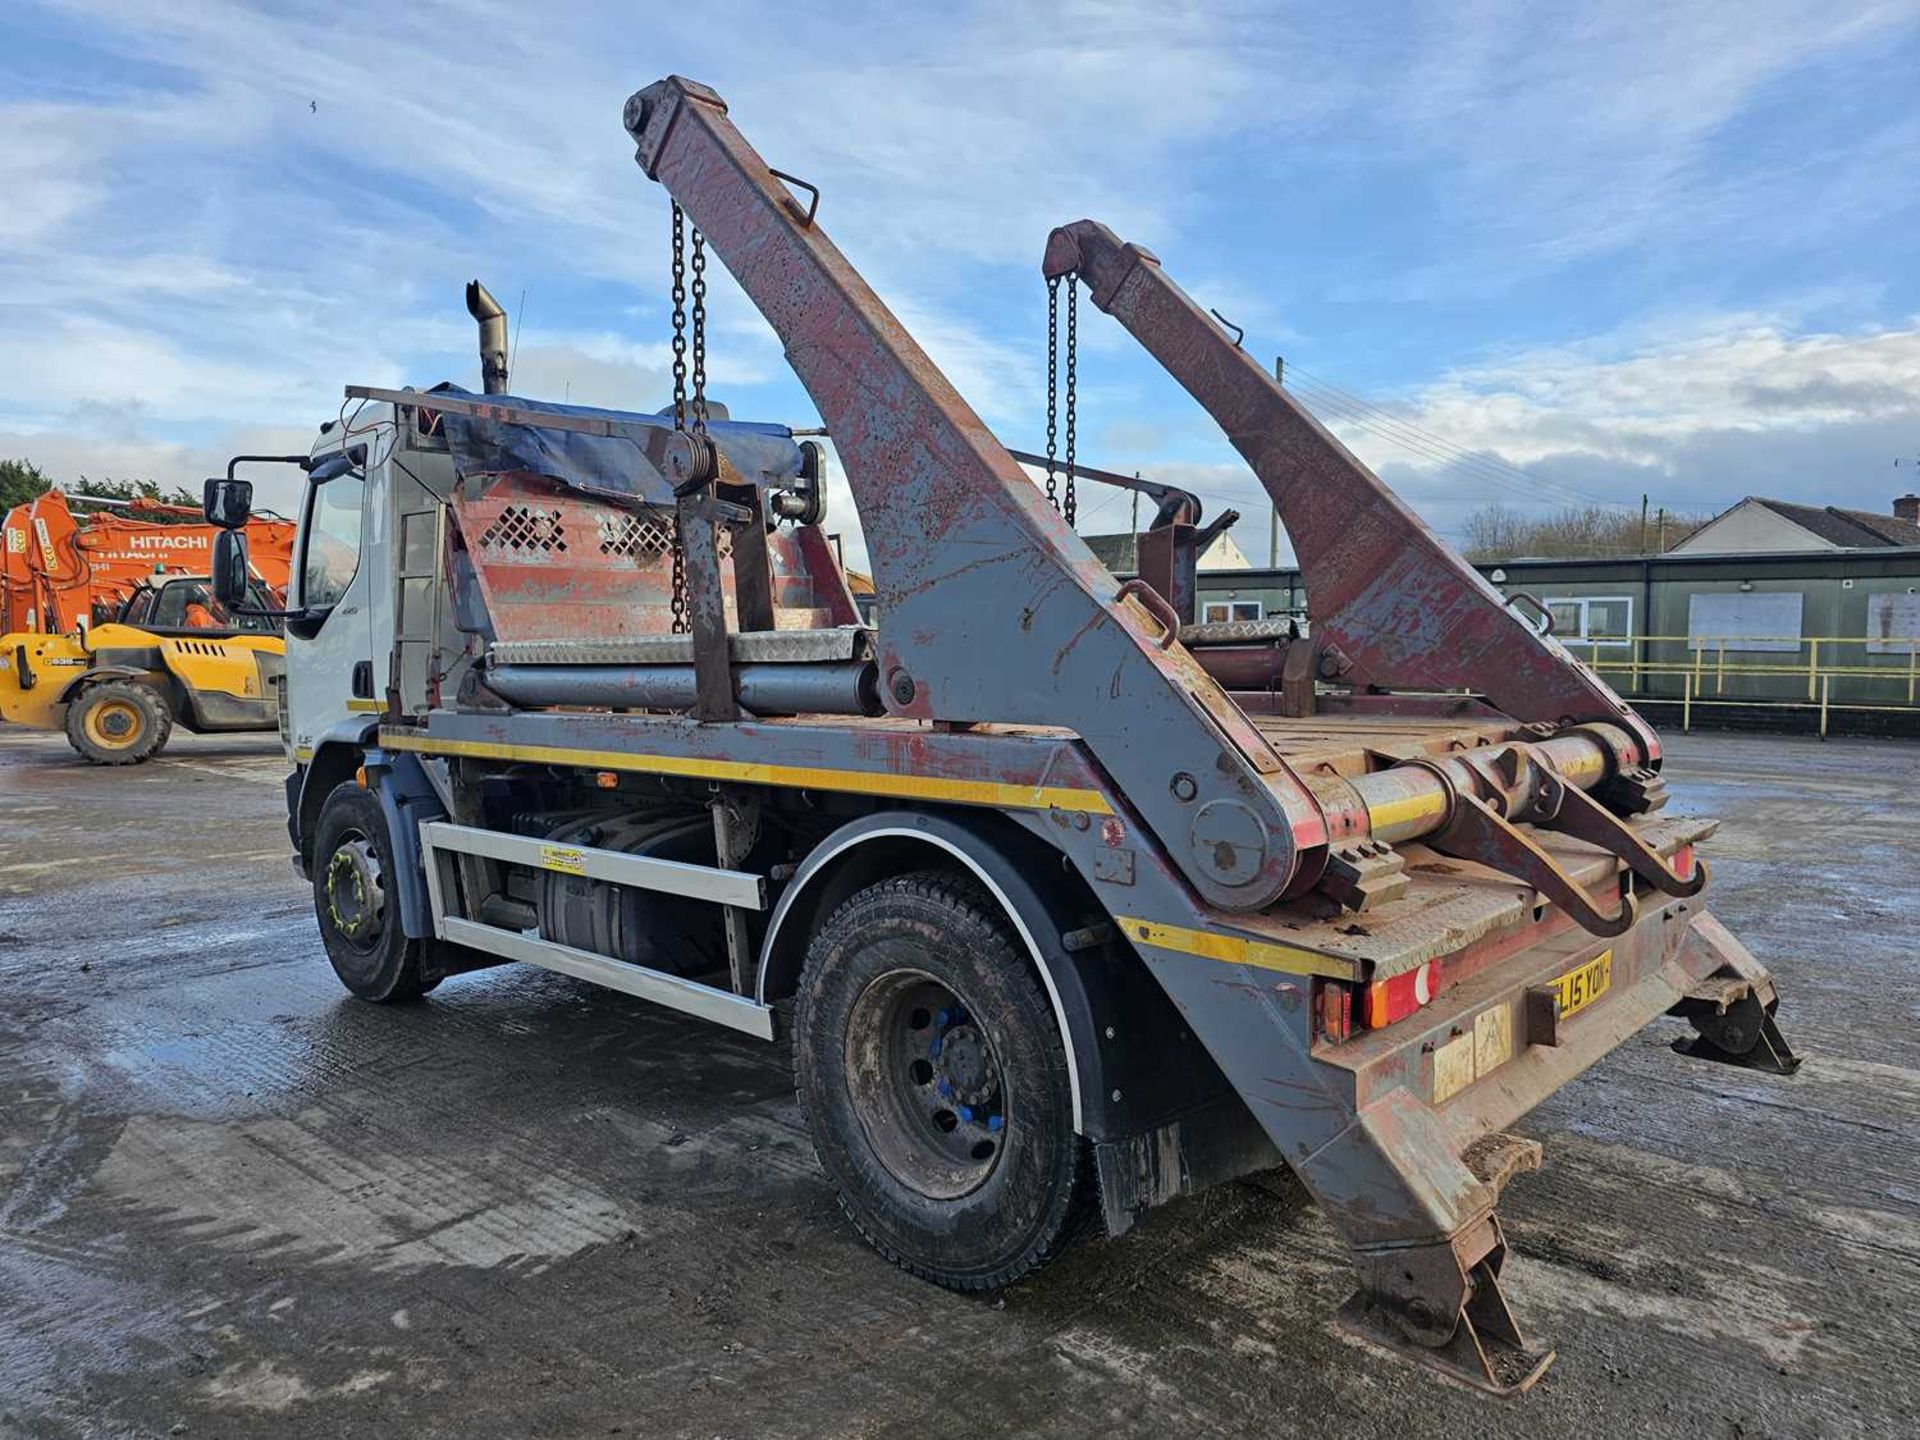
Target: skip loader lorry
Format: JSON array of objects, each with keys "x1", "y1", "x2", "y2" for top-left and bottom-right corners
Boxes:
[{"x1": 202, "y1": 77, "x2": 1801, "y2": 1395}]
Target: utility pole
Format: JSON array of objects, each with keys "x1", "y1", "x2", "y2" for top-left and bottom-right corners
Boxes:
[
  {"x1": 1656, "y1": 506, "x2": 1667, "y2": 555},
  {"x1": 1130, "y1": 477, "x2": 1140, "y2": 563},
  {"x1": 1639, "y1": 494, "x2": 1649, "y2": 554},
  {"x1": 1270, "y1": 356, "x2": 1285, "y2": 568}
]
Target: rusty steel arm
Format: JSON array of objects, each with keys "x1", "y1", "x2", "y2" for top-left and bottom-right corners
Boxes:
[
  {"x1": 1041, "y1": 220, "x2": 1662, "y2": 769},
  {"x1": 621, "y1": 78, "x2": 1330, "y2": 911},
  {"x1": 1003, "y1": 449, "x2": 1203, "y2": 525}
]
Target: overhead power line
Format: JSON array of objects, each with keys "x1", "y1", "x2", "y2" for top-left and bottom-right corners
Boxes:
[{"x1": 1282, "y1": 365, "x2": 1646, "y2": 514}]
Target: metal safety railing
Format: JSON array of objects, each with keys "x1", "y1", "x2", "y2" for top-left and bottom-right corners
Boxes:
[{"x1": 1560, "y1": 633, "x2": 1920, "y2": 736}]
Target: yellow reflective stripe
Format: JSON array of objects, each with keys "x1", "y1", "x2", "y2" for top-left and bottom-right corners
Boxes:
[
  {"x1": 1365, "y1": 792, "x2": 1447, "y2": 832},
  {"x1": 378, "y1": 730, "x2": 1113, "y2": 814},
  {"x1": 344, "y1": 699, "x2": 383, "y2": 713},
  {"x1": 1117, "y1": 916, "x2": 1357, "y2": 980}
]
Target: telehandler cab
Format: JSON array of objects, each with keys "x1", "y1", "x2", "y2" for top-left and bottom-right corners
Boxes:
[
  {"x1": 0, "y1": 567, "x2": 285, "y2": 764},
  {"x1": 201, "y1": 80, "x2": 1799, "y2": 1394}
]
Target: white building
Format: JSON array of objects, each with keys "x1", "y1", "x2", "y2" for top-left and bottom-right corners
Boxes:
[{"x1": 1672, "y1": 494, "x2": 1920, "y2": 555}]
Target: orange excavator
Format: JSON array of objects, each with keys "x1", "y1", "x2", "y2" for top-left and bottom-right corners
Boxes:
[{"x1": 0, "y1": 488, "x2": 295, "y2": 633}]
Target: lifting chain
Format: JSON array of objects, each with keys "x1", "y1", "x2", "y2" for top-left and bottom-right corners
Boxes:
[
  {"x1": 690, "y1": 229, "x2": 710, "y2": 434},
  {"x1": 1044, "y1": 276, "x2": 1060, "y2": 513},
  {"x1": 670, "y1": 202, "x2": 689, "y2": 430},
  {"x1": 666, "y1": 202, "x2": 703, "y2": 633},
  {"x1": 1043, "y1": 272, "x2": 1079, "y2": 525},
  {"x1": 1063, "y1": 274, "x2": 1078, "y2": 526},
  {"x1": 669, "y1": 521, "x2": 689, "y2": 634}
]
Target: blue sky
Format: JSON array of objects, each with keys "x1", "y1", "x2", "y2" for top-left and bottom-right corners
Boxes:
[{"x1": 3, "y1": 0, "x2": 1917, "y2": 563}]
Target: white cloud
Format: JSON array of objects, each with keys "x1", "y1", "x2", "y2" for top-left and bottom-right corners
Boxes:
[
  {"x1": 1052, "y1": 311, "x2": 1920, "y2": 563},
  {"x1": 2, "y1": 0, "x2": 1916, "y2": 584},
  {"x1": 1374, "y1": 316, "x2": 1920, "y2": 471}
]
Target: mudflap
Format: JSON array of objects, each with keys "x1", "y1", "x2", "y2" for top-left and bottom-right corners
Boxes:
[{"x1": 1338, "y1": 1137, "x2": 1554, "y2": 1397}]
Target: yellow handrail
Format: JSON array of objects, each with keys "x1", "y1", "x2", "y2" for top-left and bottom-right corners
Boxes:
[{"x1": 1556, "y1": 629, "x2": 1920, "y2": 718}]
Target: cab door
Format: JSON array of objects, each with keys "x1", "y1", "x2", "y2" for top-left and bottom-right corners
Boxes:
[{"x1": 283, "y1": 456, "x2": 375, "y2": 761}]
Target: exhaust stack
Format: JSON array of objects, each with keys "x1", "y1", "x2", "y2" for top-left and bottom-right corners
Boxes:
[{"x1": 466, "y1": 280, "x2": 509, "y2": 394}]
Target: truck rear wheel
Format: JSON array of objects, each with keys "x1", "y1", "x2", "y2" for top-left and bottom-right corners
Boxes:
[
  {"x1": 65, "y1": 681, "x2": 172, "y2": 764},
  {"x1": 793, "y1": 871, "x2": 1093, "y2": 1291},
  {"x1": 312, "y1": 782, "x2": 435, "y2": 1002}
]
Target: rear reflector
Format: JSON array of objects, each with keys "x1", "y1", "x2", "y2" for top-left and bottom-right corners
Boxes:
[
  {"x1": 1315, "y1": 981, "x2": 1354, "y2": 1044},
  {"x1": 1364, "y1": 960, "x2": 1438, "y2": 1029},
  {"x1": 1672, "y1": 843, "x2": 1695, "y2": 880}
]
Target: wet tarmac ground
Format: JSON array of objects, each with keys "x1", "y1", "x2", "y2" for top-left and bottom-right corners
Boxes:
[{"x1": 1, "y1": 726, "x2": 1916, "y2": 1438}]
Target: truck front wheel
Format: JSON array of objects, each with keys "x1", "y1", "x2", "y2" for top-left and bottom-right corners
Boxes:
[
  {"x1": 793, "y1": 870, "x2": 1094, "y2": 1291},
  {"x1": 65, "y1": 681, "x2": 172, "y2": 765},
  {"x1": 312, "y1": 782, "x2": 435, "y2": 1002}
]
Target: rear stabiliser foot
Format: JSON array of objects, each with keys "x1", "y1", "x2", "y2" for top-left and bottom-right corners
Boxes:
[
  {"x1": 1343, "y1": 1219, "x2": 1555, "y2": 1397},
  {"x1": 1670, "y1": 980, "x2": 1802, "y2": 1076},
  {"x1": 1339, "y1": 1254, "x2": 1555, "y2": 1397}
]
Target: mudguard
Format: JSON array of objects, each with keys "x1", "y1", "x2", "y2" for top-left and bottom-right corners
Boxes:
[
  {"x1": 363, "y1": 747, "x2": 449, "y2": 941},
  {"x1": 756, "y1": 808, "x2": 1277, "y2": 1232}
]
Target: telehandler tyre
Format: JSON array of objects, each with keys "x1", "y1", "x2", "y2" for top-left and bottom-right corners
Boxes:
[
  {"x1": 793, "y1": 870, "x2": 1095, "y2": 1291},
  {"x1": 313, "y1": 782, "x2": 437, "y2": 1002},
  {"x1": 64, "y1": 680, "x2": 172, "y2": 765}
]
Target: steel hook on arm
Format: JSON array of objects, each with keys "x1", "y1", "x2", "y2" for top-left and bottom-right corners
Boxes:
[{"x1": 769, "y1": 168, "x2": 820, "y2": 227}]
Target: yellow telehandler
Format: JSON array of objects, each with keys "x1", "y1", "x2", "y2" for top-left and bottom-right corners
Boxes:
[{"x1": 0, "y1": 572, "x2": 285, "y2": 764}]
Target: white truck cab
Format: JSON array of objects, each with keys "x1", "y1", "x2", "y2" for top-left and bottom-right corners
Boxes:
[{"x1": 281, "y1": 406, "x2": 468, "y2": 769}]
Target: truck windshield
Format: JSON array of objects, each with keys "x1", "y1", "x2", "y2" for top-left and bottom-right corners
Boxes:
[{"x1": 301, "y1": 473, "x2": 364, "y2": 609}]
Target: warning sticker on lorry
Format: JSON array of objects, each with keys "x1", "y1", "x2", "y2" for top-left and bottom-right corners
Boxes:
[
  {"x1": 538, "y1": 845, "x2": 587, "y2": 875},
  {"x1": 1432, "y1": 1002, "x2": 1518, "y2": 1105}
]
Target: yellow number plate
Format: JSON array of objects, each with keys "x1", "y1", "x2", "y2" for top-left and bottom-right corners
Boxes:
[{"x1": 1550, "y1": 950, "x2": 1612, "y2": 1020}]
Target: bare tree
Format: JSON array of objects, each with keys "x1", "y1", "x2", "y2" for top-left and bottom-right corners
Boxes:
[{"x1": 1461, "y1": 504, "x2": 1704, "y2": 561}]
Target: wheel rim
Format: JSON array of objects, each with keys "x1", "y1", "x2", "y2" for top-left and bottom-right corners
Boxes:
[
  {"x1": 845, "y1": 969, "x2": 1007, "y2": 1201},
  {"x1": 83, "y1": 698, "x2": 144, "y2": 749},
  {"x1": 324, "y1": 831, "x2": 387, "y2": 954}
]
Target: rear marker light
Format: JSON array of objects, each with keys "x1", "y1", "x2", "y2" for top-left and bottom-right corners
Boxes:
[
  {"x1": 1363, "y1": 960, "x2": 1438, "y2": 1029},
  {"x1": 1316, "y1": 981, "x2": 1353, "y2": 1044}
]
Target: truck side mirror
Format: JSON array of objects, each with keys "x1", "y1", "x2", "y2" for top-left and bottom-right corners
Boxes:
[
  {"x1": 211, "y1": 528, "x2": 252, "y2": 607},
  {"x1": 203, "y1": 477, "x2": 254, "y2": 529}
]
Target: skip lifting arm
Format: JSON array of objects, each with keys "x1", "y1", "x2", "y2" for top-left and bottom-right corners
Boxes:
[
  {"x1": 621, "y1": 77, "x2": 1332, "y2": 912},
  {"x1": 1041, "y1": 220, "x2": 1664, "y2": 772}
]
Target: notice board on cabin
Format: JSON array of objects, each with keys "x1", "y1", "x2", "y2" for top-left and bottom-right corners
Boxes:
[
  {"x1": 1687, "y1": 591, "x2": 1804, "y2": 653},
  {"x1": 1866, "y1": 592, "x2": 1920, "y2": 655}
]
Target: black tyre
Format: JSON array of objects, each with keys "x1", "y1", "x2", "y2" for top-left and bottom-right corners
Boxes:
[
  {"x1": 312, "y1": 781, "x2": 435, "y2": 1002},
  {"x1": 793, "y1": 870, "x2": 1094, "y2": 1291},
  {"x1": 65, "y1": 680, "x2": 172, "y2": 765}
]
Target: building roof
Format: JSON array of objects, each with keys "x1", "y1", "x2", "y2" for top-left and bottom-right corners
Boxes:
[
  {"x1": 1747, "y1": 497, "x2": 1920, "y2": 548},
  {"x1": 1082, "y1": 530, "x2": 1249, "y2": 572}
]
